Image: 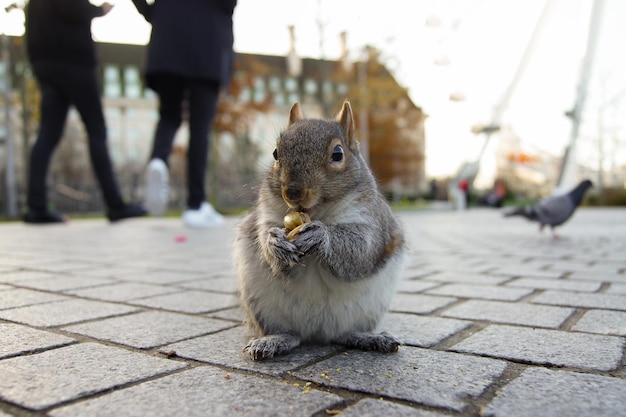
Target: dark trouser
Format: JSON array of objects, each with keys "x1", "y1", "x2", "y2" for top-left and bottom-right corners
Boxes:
[
  {"x1": 27, "y1": 62, "x2": 125, "y2": 212},
  {"x1": 149, "y1": 74, "x2": 219, "y2": 209}
]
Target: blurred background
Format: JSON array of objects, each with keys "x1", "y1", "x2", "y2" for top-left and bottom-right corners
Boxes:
[{"x1": 1, "y1": 0, "x2": 625, "y2": 217}]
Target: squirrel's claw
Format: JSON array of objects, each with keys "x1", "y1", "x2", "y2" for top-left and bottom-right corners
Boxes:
[{"x1": 267, "y1": 227, "x2": 302, "y2": 267}]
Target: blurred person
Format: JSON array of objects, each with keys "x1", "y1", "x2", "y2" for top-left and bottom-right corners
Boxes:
[
  {"x1": 131, "y1": 0, "x2": 236, "y2": 228},
  {"x1": 24, "y1": 0, "x2": 147, "y2": 224}
]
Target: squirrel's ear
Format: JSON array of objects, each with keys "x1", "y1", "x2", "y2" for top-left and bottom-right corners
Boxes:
[
  {"x1": 289, "y1": 102, "x2": 303, "y2": 126},
  {"x1": 336, "y1": 100, "x2": 357, "y2": 151}
]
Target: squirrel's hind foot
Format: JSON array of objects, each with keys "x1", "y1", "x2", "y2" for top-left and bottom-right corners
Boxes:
[
  {"x1": 335, "y1": 331, "x2": 401, "y2": 353},
  {"x1": 243, "y1": 333, "x2": 301, "y2": 361}
]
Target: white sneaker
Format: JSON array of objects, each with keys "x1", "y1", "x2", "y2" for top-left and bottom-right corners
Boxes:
[
  {"x1": 144, "y1": 158, "x2": 169, "y2": 217},
  {"x1": 183, "y1": 202, "x2": 224, "y2": 228}
]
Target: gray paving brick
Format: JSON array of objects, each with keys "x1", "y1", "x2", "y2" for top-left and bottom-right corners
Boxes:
[
  {"x1": 162, "y1": 326, "x2": 340, "y2": 377},
  {"x1": 0, "y1": 288, "x2": 68, "y2": 310},
  {"x1": 532, "y1": 290, "x2": 626, "y2": 310},
  {"x1": 0, "y1": 270, "x2": 62, "y2": 283},
  {"x1": 208, "y1": 306, "x2": 245, "y2": 322},
  {"x1": 122, "y1": 270, "x2": 209, "y2": 284},
  {"x1": 0, "y1": 342, "x2": 185, "y2": 410},
  {"x1": 391, "y1": 293, "x2": 457, "y2": 314},
  {"x1": 450, "y1": 325, "x2": 624, "y2": 371},
  {"x1": 505, "y1": 277, "x2": 601, "y2": 292},
  {"x1": 488, "y1": 266, "x2": 562, "y2": 279},
  {"x1": 340, "y1": 398, "x2": 447, "y2": 417},
  {"x1": 63, "y1": 311, "x2": 236, "y2": 349},
  {"x1": 421, "y1": 271, "x2": 511, "y2": 285},
  {"x1": 443, "y1": 300, "x2": 574, "y2": 328},
  {"x1": 401, "y1": 268, "x2": 437, "y2": 279},
  {"x1": 606, "y1": 283, "x2": 626, "y2": 294},
  {"x1": 14, "y1": 275, "x2": 115, "y2": 291},
  {"x1": 396, "y1": 279, "x2": 441, "y2": 293},
  {"x1": 176, "y1": 276, "x2": 238, "y2": 293},
  {"x1": 0, "y1": 299, "x2": 139, "y2": 327},
  {"x1": 0, "y1": 323, "x2": 75, "y2": 359},
  {"x1": 130, "y1": 290, "x2": 239, "y2": 313},
  {"x1": 426, "y1": 283, "x2": 532, "y2": 301},
  {"x1": 484, "y1": 367, "x2": 626, "y2": 417},
  {"x1": 50, "y1": 366, "x2": 342, "y2": 417},
  {"x1": 66, "y1": 282, "x2": 179, "y2": 302},
  {"x1": 572, "y1": 310, "x2": 626, "y2": 336},
  {"x1": 293, "y1": 347, "x2": 507, "y2": 412},
  {"x1": 378, "y1": 313, "x2": 471, "y2": 347},
  {"x1": 567, "y1": 270, "x2": 626, "y2": 283}
]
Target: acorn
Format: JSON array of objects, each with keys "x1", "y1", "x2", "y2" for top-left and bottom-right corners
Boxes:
[
  {"x1": 283, "y1": 211, "x2": 311, "y2": 231},
  {"x1": 284, "y1": 211, "x2": 311, "y2": 240}
]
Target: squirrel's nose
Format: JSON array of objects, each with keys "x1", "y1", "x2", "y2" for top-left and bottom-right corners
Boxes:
[{"x1": 284, "y1": 185, "x2": 303, "y2": 202}]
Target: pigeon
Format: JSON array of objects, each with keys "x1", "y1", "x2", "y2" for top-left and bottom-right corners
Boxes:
[{"x1": 503, "y1": 179, "x2": 593, "y2": 238}]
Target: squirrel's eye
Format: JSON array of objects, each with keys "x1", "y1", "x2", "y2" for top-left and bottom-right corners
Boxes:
[
  {"x1": 273, "y1": 148, "x2": 278, "y2": 160},
  {"x1": 331, "y1": 145, "x2": 344, "y2": 162}
]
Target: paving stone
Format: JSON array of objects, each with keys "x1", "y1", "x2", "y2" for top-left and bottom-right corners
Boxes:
[
  {"x1": 505, "y1": 277, "x2": 601, "y2": 292},
  {"x1": 421, "y1": 271, "x2": 511, "y2": 285},
  {"x1": 396, "y1": 279, "x2": 441, "y2": 293},
  {"x1": 0, "y1": 270, "x2": 62, "y2": 283},
  {"x1": 14, "y1": 275, "x2": 115, "y2": 291},
  {"x1": 426, "y1": 283, "x2": 532, "y2": 301},
  {"x1": 122, "y1": 270, "x2": 210, "y2": 284},
  {"x1": 450, "y1": 325, "x2": 624, "y2": 371},
  {"x1": 390, "y1": 293, "x2": 457, "y2": 314},
  {"x1": 0, "y1": 323, "x2": 76, "y2": 359},
  {"x1": 340, "y1": 398, "x2": 447, "y2": 417},
  {"x1": 0, "y1": 342, "x2": 186, "y2": 410},
  {"x1": 443, "y1": 300, "x2": 574, "y2": 328},
  {"x1": 401, "y1": 268, "x2": 437, "y2": 280},
  {"x1": 50, "y1": 366, "x2": 342, "y2": 417},
  {"x1": 378, "y1": 313, "x2": 471, "y2": 347},
  {"x1": 0, "y1": 299, "x2": 140, "y2": 327},
  {"x1": 567, "y1": 270, "x2": 626, "y2": 283},
  {"x1": 208, "y1": 306, "x2": 245, "y2": 322},
  {"x1": 162, "y1": 326, "x2": 340, "y2": 377},
  {"x1": 484, "y1": 367, "x2": 626, "y2": 417},
  {"x1": 0, "y1": 288, "x2": 68, "y2": 310},
  {"x1": 63, "y1": 311, "x2": 236, "y2": 349},
  {"x1": 293, "y1": 347, "x2": 507, "y2": 412},
  {"x1": 130, "y1": 290, "x2": 239, "y2": 313},
  {"x1": 66, "y1": 282, "x2": 179, "y2": 302},
  {"x1": 532, "y1": 290, "x2": 626, "y2": 311},
  {"x1": 488, "y1": 266, "x2": 562, "y2": 279},
  {"x1": 572, "y1": 310, "x2": 626, "y2": 336},
  {"x1": 177, "y1": 277, "x2": 238, "y2": 293},
  {"x1": 0, "y1": 284, "x2": 13, "y2": 291},
  {"x1": 606, "y1": 283, "x2": 626, "y2": 294}
]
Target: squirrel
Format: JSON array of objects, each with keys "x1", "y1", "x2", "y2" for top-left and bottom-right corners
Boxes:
[{"x1": 233, "y1": 101, "x2": 407, "y2": 360}]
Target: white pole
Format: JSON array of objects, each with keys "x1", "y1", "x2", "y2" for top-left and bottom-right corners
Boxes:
[{"x1": 555, "y1": 0, "x2": 605, "y2": 194}]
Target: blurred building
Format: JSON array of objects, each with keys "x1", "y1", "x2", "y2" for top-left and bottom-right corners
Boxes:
[{"x1": 1, "y1": 34, "x2": 426, "y2": 214}]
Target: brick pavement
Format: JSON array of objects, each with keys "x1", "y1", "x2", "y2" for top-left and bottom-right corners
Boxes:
[{"x1": 0, "y1": 207, "x2": 625, "y2": 416}]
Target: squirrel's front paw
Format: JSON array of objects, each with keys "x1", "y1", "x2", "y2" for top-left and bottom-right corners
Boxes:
[
  {"x1": 292, "y1": 220, "x2": 327, "y2": 254},
  {"x1": 267, "y1": 227, "x2": 303, "y2": 267}
]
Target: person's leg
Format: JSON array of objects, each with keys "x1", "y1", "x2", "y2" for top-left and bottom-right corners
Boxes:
[
  {"x1": 26, "y1": 67, "x2": 70, "y2": 218},
  {"x1": 64, "y1": 66, "x2": 145, "y2": 221},
  {"x1": 186, "y1": 79, "x2": 219, "y2": 209},
  {"x1": 144, "y1": 75, "x2": 185, "y2": 216},
  {"x1": 64, "y1": 66, "x2": 125, "y2": 210},
  {"x1": 150, "y1": 75, "x2": 185, "y2": 163}
]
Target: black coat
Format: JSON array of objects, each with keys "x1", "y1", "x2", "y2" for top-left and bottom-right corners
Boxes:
[
  {"x1": 26, "y1": 0, "x2": 105, "y2": 68},
  {"x1": 132, "y1": 0, "x2": 236, "y2": 88}
]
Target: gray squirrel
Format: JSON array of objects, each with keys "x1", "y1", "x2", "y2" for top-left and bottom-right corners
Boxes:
[{"x1": 233, "y1": 101, "x2": 407, "y2": 360}]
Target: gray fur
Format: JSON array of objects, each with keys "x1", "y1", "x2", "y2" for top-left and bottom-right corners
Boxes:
[{"x1": 233, "y1": 101, "x2": 407, "y2": 360}]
